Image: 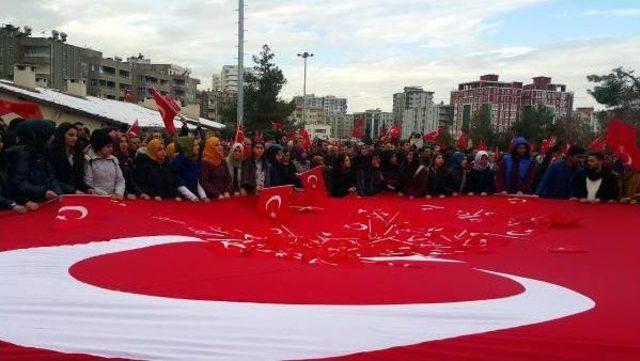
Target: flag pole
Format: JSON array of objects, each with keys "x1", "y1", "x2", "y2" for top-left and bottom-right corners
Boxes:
[{"x1": 237, "y1": 0, "x2": 245, "y2": 128}]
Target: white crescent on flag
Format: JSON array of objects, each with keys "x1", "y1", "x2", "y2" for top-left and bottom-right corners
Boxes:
[
  {"x1": 265, "y1": 195, "x2": 282, "y2": 218},
  {"x1": 0, "y1": 236, "x2": 595, "y2": 361},
  {"x1": 307, "y1": 174, "x2": 319, "y2": 189},
  {"x1": 55, "y1": 206, "x2": 89, "y2": 221}
]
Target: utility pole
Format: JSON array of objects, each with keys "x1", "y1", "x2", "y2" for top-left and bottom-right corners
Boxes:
[
  {"x1": 237, "y1": 0, "x2": 245, "y2": 127},
  {"x1": 297, "y1": 52, "x2": 313, "y2": 125}
]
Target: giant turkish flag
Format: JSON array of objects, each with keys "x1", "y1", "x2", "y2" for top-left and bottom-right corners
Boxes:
[{"x1": 0, "y1": 194, "x2": 638, "y2": 360}]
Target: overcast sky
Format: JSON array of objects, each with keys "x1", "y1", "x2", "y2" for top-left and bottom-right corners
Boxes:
[{"x1": 2, "y1": 0, "x2": 640, "y2": 112}]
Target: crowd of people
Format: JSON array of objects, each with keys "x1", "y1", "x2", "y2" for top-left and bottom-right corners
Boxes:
[{"x1": 1, "y1": 117, "x2": 639, "y2": 214}]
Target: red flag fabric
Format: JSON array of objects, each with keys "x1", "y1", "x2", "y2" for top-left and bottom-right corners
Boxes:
[
  {"x1": 540, "y1": 139, "x2": 550, "y2": 155},
  {"x1": 254, "y1": 130, "x2": 264, "y2": 143},
  {"x1": 605, "y1": 119, "x2": 640, "y2": 170},
  {"x1": 123, "y1": 89, "x2": 135, "y2": 103},
  {"x1": 389, "y1": 126, "x2": 400, "y2": 139},
  {"x1": 126, "y1": 120, "x2": 141, "y2": 136},
  {"x1": 589, "y1": 137, "x2": 607, "y2": 152},
  {"x1": 257, "y1": 185, "x2": 294, "y2": 220},
  {"x1": 234, "y1": 125, "x2": 245, "y2": 144},
  {"x1": 298, "y1": 166, "x2": 326, "y2": 199},
  {"x1": 424, "y1": 128, "x2": 443, "y2": 142},
  {"x1": 149, "y1": 88, "x2": 178, "y2": 136},
  {"x1": 166, "y1": 95, "x2": 181, "y2": 113},
  {"x1": 271, "y1": 121, "x2": 284, "y2": 132},
  {"x1": 299, "y1": 128, "x2": 311, "y2": 150},
  {"x1": 456, "y1": 132, "x2": 469, "y2": 150},
  {"x1": 0, "y1": 99, "x2": 43, "y2": 119},
  {"x1": 477, "y1": 140, "x2": 488, "y2": 151},
  {"x1": 352, "y1": 117, "x2": 364, "y2": 139},
  {"x1": 0, "y1": 195, "x2": 639, "y2": 360}
]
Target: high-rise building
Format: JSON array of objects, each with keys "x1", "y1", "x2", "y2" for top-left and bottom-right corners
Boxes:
[
  {"x1": 211, "y1": 74, "x2": 221, "y2": 91},
  {"x1": 450, "y1": 74, "x2": 573, "y2": 136},
  {"x1": 292, "y1": 94, "x2": 348, "y2": 131},
  {"x1": 393, "y1": 86, "x2": 437, "y2": 136}
]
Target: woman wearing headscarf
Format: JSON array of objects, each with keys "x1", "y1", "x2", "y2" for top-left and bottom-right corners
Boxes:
[
  {"x1": 266, "y1": 143, "x2": 289, "y2": 187},
  {"x1": 226, "y1": 142, "x2": 244, "y2": 196},
  {"x1": 399, "y1": 149, "x2": 427, "y2": 198},
  {"x1": 114, "y1": 134, "x2": 146, "y2": 200},
  {"x1": 381, "y1": 151, "x2": 402, "y2": 192},
  {"x1": 8, "y1": 120, "x2": 62, "y2": 208},
  {"x1": 467, "y1": 150, "x2": 495, "y2": 195},
  {"x1": 0, "y1": 132, "x2": 27, "y2": 213},
  {"x1": 241, "y1": 141, "x2": 270, "y2": 195},
  {"x1": 84, "y1": 129, "x2": 126, "y2": 199},
  {"x1": 171, "y1": 136, "x2": 208, "y2": 202},
  {"x1": 200, "y1": 136, "x2": 232, "y2": 200},
  {"x1": 50, "y1": 122, "x2": 90, "y2": 194},
  {"x1": 447, "y1": 151, "x2": 469, "y2": 195},
  {"x1": 135, "y1": 139, "x2": 180, "y2": 200}
]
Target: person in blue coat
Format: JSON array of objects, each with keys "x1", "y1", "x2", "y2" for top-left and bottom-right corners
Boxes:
[
  {"x1": 536, "y1": 145, "x2": 585, "y2": 199},
  {"x1": 495, "y1": 136, "x2": 536, "y2": 194}
]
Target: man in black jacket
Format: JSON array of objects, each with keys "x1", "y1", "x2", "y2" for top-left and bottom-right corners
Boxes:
[{"x1": 570, "y1": 151, "x2": 619, "y2": 203}]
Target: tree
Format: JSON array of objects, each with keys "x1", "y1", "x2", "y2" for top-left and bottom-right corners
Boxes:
[
  {"x1": 221, "y1": 45, "x2": 296, "y2": 134},
  {"x1": 549, "y1": 115, "x2": 596, "y2": 146},
  {"x1": 511, "y1": 105, "x2": 554, "y2": 144},
  {"x1": 587, "y1": 67, "x2": 640, "y2": 134},
  {"x1": 469, "y1": 104, "x2": 495, "y2": 147}
]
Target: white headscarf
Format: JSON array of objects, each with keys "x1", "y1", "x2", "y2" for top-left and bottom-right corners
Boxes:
[{"x1": 473, "y1": 150, "x2": 489, "y2": 170}]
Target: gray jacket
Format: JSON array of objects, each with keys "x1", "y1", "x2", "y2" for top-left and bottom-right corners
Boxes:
[{"x1": 84, "y1": 151, "x2": 126, "y2": 196}]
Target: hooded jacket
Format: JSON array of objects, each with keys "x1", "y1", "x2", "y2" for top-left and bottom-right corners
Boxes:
[{"x1": 496, "y1": 137, "x2": 536, "y2": 193}]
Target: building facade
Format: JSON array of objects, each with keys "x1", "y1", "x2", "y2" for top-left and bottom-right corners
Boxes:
[
  {"x1": 393, "y1": 86, "x2": 437, "y2": 136},
  {"x1": 292, "y1": 94, "x2": 348, "y2": 131},
  {"x1": 0, "y1": 25, "x2": 201, "y2": 105},
  {"x1": 353, "y1": 109, "x2": 393, "y2": 140},
  {"x1": 450, "y1": 74, "x2": 573, "y2": 136},
  {"x1": 575, "y1": 107, "x2": 599, "y2": 132}
]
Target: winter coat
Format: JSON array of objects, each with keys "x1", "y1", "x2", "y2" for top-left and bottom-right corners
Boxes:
[
  {"x1": 200, "y1": 159, "x2": 233, "y2": 198},
  {"x1": 467, "y1": 168, "x2": 496, "y2": 194},
  {"x1": 8, "y1": 146, "x2": 62, "y2": 203},
  {"x1": 84, "y1": 151, "x2": 126, "y2": 196},
  {"x1": 170, "y1": 153, "x2": 201, "y2": 196},
  {"x1": 535, "y1": 161, "x2": 583, "y2": 199},
  {"x1": 570, "y1": 169, "x2": 619, "y2": 202},
  {"x1": 330, "y1": 168, "x2": 355, "y2": 198},
  {"x1": 357, "y1": 166, "x2": 383, "y2": 196},
  {"x1": 426, "y1": 166, "x2": 456, "y2": 196},
  {"x1": 400, "y1": 163, "x2": 427, "y2": 197},
  {"x1": 50, "y1": 148, "x2": 90, "y2": 194},
  {"x1": 134, "y1": 154, "x2": 178, "y2": 199},
  {"x1": 241, "y1": 157, "x2": 270, "y2": 193}
]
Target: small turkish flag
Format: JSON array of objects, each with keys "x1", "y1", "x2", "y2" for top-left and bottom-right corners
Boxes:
[
  {"x1": 149, "y1": 87, "x2": 178, "y2": 136},
  {"x1": 0, "y1": 99, "x2": 43, "y2": 119},
  {"x1": 257, "y1": 185, "x2": 294, "y2": 220},
  {"x1": 127, "y1": 120, "x2": 141, "y2": 136},
  {"x1": 298, "y1": 166, "x2": 326, "y2": 199}
]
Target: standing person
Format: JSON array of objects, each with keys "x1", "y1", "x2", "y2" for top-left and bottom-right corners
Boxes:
[
  {"x1": 200, "y1": 136, "x2": 232, "y2": 200},
  {"x1": 226, "y1": 142, "x2": 244, "y2": 197},
  {"x1": 570, "y1": 151, "x2": 619, "y2": 203},
  {"x1": 399, "y1": 149, "x2": 427, "y2": 198},
  {"x1": 7, "y1": 120, "x2": 61, "y2": 209},
  {"x1": 330, "y1": 153, "x2": 356, "y2": 197},
  {"x1": 0, "y1": 132, "x2": 27, "y2": 213},
  {"x1": 134, "y1": 139, "x2": 179, "y2": 200},
  {"x1": 420, "y1": 146, "x2": 433, "y2": 167},
  {"x1": 84, "y1": 129, "x2": 126, "y2": 200},
  {"x1": 50, "y1": 122, "x2": 91, "y2": 195},
  {"x1": 426, "y1": 153, "x2": 454, "y2": 198},
  {"x1": 536, "y1": 145, "x2": 585, "y2": 199},
  {"x1": 467, "y1": 150, "x2": 495, "y2": 195},
  {"x1": 620, "y1": 164, "x2": 640, "y2": 204},
  {"x1": 495, "y1": 137, "x2": 536, "y2": 194},
  {"x1": 171, "y1": 136, "x2": 208, "y2": 202},
  {"x1": 282, "y1": 148, "x2": 302, "y2": 188},
  {"x1": 447, "y1": 151, "x2": 469, "y2": 195},
  {"x1": 356, "y1": 153, "x2": 384, "y2": 196},
  {"x1": 381, "y1": 151, "x2": 402, "y2": 192},
  {"x1": 240, "y1": 141, "x2": 270, "y2": 195},
  {"x1": 266, "y1": 144, "x2": 289, "y2": 187},
  {"x1": 73, "y1": 122, "x2": 89, "y2": 152},
  {"x1": 115, "y1": 135, "x2": 146, "y2": 200}
]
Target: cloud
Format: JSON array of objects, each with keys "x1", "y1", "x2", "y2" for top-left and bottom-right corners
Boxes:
[
  {"x1": 579, "y1": 8, "x2": 640, "y2": 17},
  {"x1": 2, "y1": 0, "x2": 637, "y2": 113}
]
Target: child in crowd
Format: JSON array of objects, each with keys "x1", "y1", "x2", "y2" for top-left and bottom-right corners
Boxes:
[{"x1": 84, "y1": 129, "x2": 126, "y2": 200}]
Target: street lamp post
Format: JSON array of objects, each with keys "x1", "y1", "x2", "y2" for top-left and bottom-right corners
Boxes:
[{"x1": 297, "y1": 52, "x2": 313, "y2": 126}]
